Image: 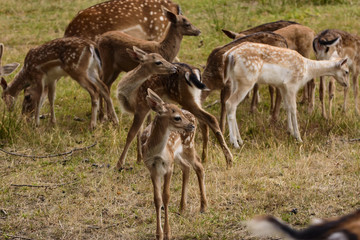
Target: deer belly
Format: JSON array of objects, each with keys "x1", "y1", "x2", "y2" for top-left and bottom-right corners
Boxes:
[
  {"x1": 44, "y1": 66, "x2": 67, "y2": 84},
  {"x1": 258, "y1": 63, "x2": 293, "y2": 85}
]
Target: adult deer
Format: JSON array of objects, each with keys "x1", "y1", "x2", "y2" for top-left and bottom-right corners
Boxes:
[
  {"x1": 142, "y1": 88, "x2": 207, "y2": 240},
  {"x1": 117, "y1": 63, "x2": 233, "y2": 170},
  {"x1": 1, "y1": 37, "x2": 119, "y2": 129},
  {"x1": 223, "y1": 23, "x2": 316, "y2": 113},
  {"x1": 313, "y1": 29, "x2": 360, "y2": 119},
  {"x1": 247, "y1": 209, "x2": 360, "y2": 240},
  {"x1": 223, "y1": 42, "x2": 348, "y2": 146},
  {"x1": 200, "y1": 32, "x2": 287, "y2": 162},
  {"x1": 64, "y1": 0, "x2": 181, "y2": 41}
]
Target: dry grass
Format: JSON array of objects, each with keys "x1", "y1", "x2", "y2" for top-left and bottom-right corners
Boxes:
[{"x1": 1, "y1": 0, "x2": 360, "y2": 239}]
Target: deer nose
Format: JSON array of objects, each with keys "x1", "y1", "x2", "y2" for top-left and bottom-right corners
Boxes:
[
  {"x1": 186, "y1": 124, "x2": 195, "y2": 132},
  {"x1": 171, "y1": 66, "x2": 177, "y2": 73}
]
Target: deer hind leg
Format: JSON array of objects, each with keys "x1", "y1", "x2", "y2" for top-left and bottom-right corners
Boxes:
[
  {"x1": 199, "y1": 121, "x2": 209, "y2": 163},
  {"x1": 192, "y1": 155, "x2": 207, "y2": 213},
  {"x1": 34, "y1": 82, "x2": 44, "y2": 127},
  {"x1": 269, "y1": 85, "x2": 275, "y2": 113},
  {"x1": 329, "y1": 78, "x2": 335, "y2": 119},
  {"x1": 307, "y1": 79, "x2": 316, "y2": 114},
  {"x1": 271, "y1": 87, "x2": 282, "y2": 122},
  {"x1": 176, "y1": 156, "x2": 191, "y2": 214},
  {"x1": 47, "y1": 78, "x2": 58, "y2": 124},
  {"x1": 250, "y1": 83, "x2": 259, "y2": 113},
  {"x1": 117, "y1": 111, "x2": 148, "y2": 169},
  {"x1": 163, "y1": 170, "x2": 173, "y2": 240},
  {"x1": 284, "y1": 90, "x2": 302, "y2": 142},
  {"x1": 352, "y1": 71, "x2": 359, "y2": 115},
  {"x1": 151, "y1": 172, "x2": 164, "y2": 240},
  {"x1": 220, "y1": 83, "x2": 231, "y2": 133},
  {"x1": 319, "y1": 76, "x2": 328, "y2": 119}
]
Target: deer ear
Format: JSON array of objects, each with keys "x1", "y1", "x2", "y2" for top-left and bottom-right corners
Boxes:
[
  {"x1": 162, "y1": 6, "x2": 177, "y2": 24},
  {"x1": 222, "y1": 29, "x2": 238, "y2": 39},
  {"x1": 146, "y1": 88, "x2": 166, "y2": 113},
  {"x1": 336, "y1": 58, "x2": 348, "y2": 68},
  {"x1": 1, "y1": 63, "x2": 20, "y2": 76},
  {"x1": 1, "y1": 77, "x2": 8, "y2": 90},
  {"x1": 0, "y1": 43, "x2": 3, "y2": 61}
]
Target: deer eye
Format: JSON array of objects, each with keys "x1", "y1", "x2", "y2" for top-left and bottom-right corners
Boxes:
[
  {"x1": 155, "y1": 61, "x2": 162, "y2": 65},
  {"x1": 345, "y1": 71, "x2": 349, "y2": 75},
  {"x1": 174, "y1": 116, "x2": 181, "y2": 122}
]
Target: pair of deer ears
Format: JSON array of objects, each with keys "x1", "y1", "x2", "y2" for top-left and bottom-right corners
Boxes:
[
  {"x1": 0, "y1": 43, "x2": 20, "y2": 89},
  {"x1": 146, "y1": 88, "x2": 167, "y2": 114}
]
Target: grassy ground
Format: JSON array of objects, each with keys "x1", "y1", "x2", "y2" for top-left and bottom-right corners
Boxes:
[{"x1": 1, "y1": 0, "x2": 360, "y2": 239}]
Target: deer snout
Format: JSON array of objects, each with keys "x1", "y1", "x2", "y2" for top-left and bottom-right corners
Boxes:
[
  {"x1": 170, "y1": 66, "x2": 177, "y2": 73},
  {"x1": 193, "y1": 29, "x2": 201, "y2": 36},
  {"x1": 185, "y1": 123, "x2": 195, "y2": 132}
]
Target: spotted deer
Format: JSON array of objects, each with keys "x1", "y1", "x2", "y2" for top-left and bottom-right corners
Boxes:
[
  {"x1": 223, "y1": 42, "x2": 349, "y2": 146},
  {"x1": 200, "y1": 32, "x2": 287, "y2": 162},
  {"x1": 117, "y1": 63, "x2": 233, "y2": 170},
  {"x1": 0, "y1": 43, "x2": 19, "y2": 85},
  {"x1": 142, "y1": 88, "x2": 207, "y2": 240},
  {"x1": 223, "y1": 23, "x2": 316, "y2": 113},
  {"x1": 1, "y1": 37, "x2": 119, "y2": 129},
  {"x1": 64, "y1": 0, "x2": 181, "y2": 41},
  {"x1": 313, "y1": 29, "x2": 360, "y2": 119},
  {"x1": 247, "y1": 209, "x2": 360, "y2": 240}
]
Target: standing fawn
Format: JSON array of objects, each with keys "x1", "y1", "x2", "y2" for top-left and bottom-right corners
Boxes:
[
  {"x1": 64, "y1": 0, "x2": 181, "y2": 41},
  {"x1": 223, "y1": 42, "x2": 349, "y2": 147},
  {"x1": 223, "y1": 23, "x2": 316, "y2": 113},
  {"x1": 200, "y1": 32, "x2": 287, "y2": 162},
  {"x1": 142, "y1": 88, "x2": 207, "y2": 240},
  {"x1": 0, "y1": 43, "x2": 19, "y2": 90},
  {"x1": 117, "y1": 63, "x2": 233, "y2": 170},
  {"x1": 1, "y1": 37, "x2": 119, "y2": 129},
  {"x1": 313, "y1": 29, "x2": 360, "y2": 118},
  {"x1": 247, "y1": 209, "x2": 360, "y2": 240}
]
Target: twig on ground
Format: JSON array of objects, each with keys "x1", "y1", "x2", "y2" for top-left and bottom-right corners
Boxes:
[
  {"x1": 0, "y1": 142, "x2": 97, "y2": 159},
  {"x1": 349, "y1": 137, "x2": 360, "y2": 142},
  {"x1": 10, "y1": 180, "x2": 78, "y2": 189},
  {"x1": 2, "y1": 235, "x2": 33, "y2": 240}
]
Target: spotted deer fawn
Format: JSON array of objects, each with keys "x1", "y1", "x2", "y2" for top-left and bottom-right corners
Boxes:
[
  {"x1": 247, "y1": 209, "x2": 360, "y2": 240},
  {"x1": 200, "y1": 32, "x2": 287, "y2": 162},
  {"x1": 116, "y1": 63, "x2": 233, "y2": 170},
  {"x1": 1, "y1": 37, "x2": 118, "y2": 129},
  {"x1": 313, "y1": 29, "x2": 360, "y2": 119},
  {"x1": 64, "y1": 0, "x2": 181, "y2": 41},
  {"x1": 223, "y1": 42, "x2": 349, "y2": 147},
  {"x1": 142, "y1": 88, "x2": 207, "y2": 240}
]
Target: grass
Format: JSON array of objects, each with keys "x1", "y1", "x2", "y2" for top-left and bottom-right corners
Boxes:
[{"x1": 1, "y1": 0, "x2": 360, "y2": 239}]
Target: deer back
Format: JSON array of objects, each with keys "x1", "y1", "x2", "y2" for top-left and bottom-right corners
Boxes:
[{"x1": 64, "y1": 0, "x2": 181, "y2": 41}]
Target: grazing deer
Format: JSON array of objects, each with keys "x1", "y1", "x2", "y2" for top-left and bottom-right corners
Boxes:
[
  {"x1": 313, "y1": 29, "x2": 360, "y2": 118},
  {"x1": 223, "y1": 42, "x2": 349, "y2": 147},
  {"x1": 200, "y1": 32, "x2": 287, "y2": 162},
  {"x1": 247, "y1": 209, "x2": 360, "y2": 240},
  {"x1": 142, "y1": 88, "x2": 207, "y2": 240},
  {"x1": 117, "y1": 63, "x2": 233, "y2": 170},
  {"x1": 64, "y1": 0, "x2": 181, "y2": 41},
  {"x1": 1, "y1": 37, "x2": 119, "y2": 129},
  {"x1": 223, "y1": 23, "x2": 316, "y2": 113},
  {"x1": 0, "y1": 43, "x2": 20, "y2": 89}
]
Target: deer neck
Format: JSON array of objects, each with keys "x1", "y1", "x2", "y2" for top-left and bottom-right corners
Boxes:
[
  {"x1": 159, "y1": 23, "x2": 183, "y2": 62},
  {"x1": 5, "y1": 68, "x2": 29, "y2": 97},
  {"x1": 118, "y1": 64, "x2": 151, "y2": 96},
  {"x1": 305, "y1": 59, "x2": 338, "y2": 80},
  {"x1": 144, "y1": 115, "x2": 172, "y2": 157}
]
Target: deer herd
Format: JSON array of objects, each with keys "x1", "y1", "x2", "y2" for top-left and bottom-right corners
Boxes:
[{"x1": 1, "y1": 0, "x2": 359, "y2": 239}]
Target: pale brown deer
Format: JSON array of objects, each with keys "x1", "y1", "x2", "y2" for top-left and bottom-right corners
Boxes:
[
  {"x1": 223, "y1": 42, "x2": 348, "y2": 146},
  {"x1": 117, "y1": 63, "x2": 233, "y2": 170},
  {"x1": 1, "y1": 37, "x2": 119, "y2": 129},
  {"x1": 200, "y1": 32, "x2": 287, "y2": 162},
  {"x1": 222, "y1": 23, "x2": 316, "y2": 113},
  {"x1": 64, "y1": 0, "x2": 181, "y2": 41},
  {"x1": 313, "y1": 29, "x2": 360, "y2": 119},
  {"x1": 247, "y1": 209, "x2": 360, "y2": 240},
  {"x1": 142, "y1": 88, "x2": 207, "y2": 240}
]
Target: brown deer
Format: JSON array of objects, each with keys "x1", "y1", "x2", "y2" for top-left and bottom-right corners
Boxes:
[
  {"x1": 142, "y1": 88, "x2": 207, "y2": 240},
  {"x1": 223, "y1": 42, "x2": 348, "y2": 146},
  {"x1": 64, "y1": 0, "x2": 181, "y2": 41},
  {"x1": 247, "y1": 209, "x2": 360, "y2": 240},
  {"x1": 200, "y1": 32, "x2": 287, "y2": 162},
  {"x1": 117, "y1": 62, "x2": 233, "y2": 170},
  {"x1": 313, "y1": 29, "x2": 360, "y2": 119},
  {"x1": 1, "y1": 37, "x2": 119, "y2": 129},
  {"x1": 0, "y1": 43, "x2": 19, "y2": 85},
  {"x1": 222, "y1": 23, "x2": 316, "y2": 113}
]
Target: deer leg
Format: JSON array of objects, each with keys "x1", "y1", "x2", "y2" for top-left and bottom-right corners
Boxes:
[
  {"x1": 307, "y1": 79, "x2": 315, "y2": 114},
  {"x1": 319, "y1": 76, "x2": 327, "y2": 119},
  {"x1": 220, "y1": 84, "x2": 231, "y2": 133},
  {"x1": 271, "y1": 87, "x2": 282, "y2": 122},
  {"x1": 343, "y1": 80, "x2": 349, "y2": 114},
  {"x1": 151, "y1": 172, "x2": 164, "y2": 240},
  {"x1": 269, "y1": 85, "x2": 275, "y2": 113},
  {"x1": 329, "y1": 78, "x2": 335, "y2": 119},
  {"x1": 47, "y1": 79, "x2": 57, "y2": 124},
  {"x1": 192, "y1": 155, "x2": 207, "y2": 213},
  {"x1": 300, "y1": 82, "x2": 309, "y2": 104},
  {"x1": 136, "y1": 124, "x2": 144, "y2": 164},
  {"x1": 163, "y1": 170, "x2": 172, "y2": 240},
  {"x1": 250, "y1": 83, "x2": 259, "y2": 113},
  {"x1": 176, "y1": 157, "x2": 190, "y2": 214},
  {"x1": 352, "y1": 71, "x2": 359, "y2": 115},
  {"x1": 34, "y1": 82, "x2": 44, "y2": 127},
  {"x1": 199, "y1": 121, "x2": 209, "y2": 163},
  {"x1": 117, "y1": 111, "x2": 148, "y2": 169},
  {"x1": 94, "y1": 78, "x2": 119, "y2": 125},
  {"x1": 183, "y1": 102, "x2": 233, "y2": 167}
]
